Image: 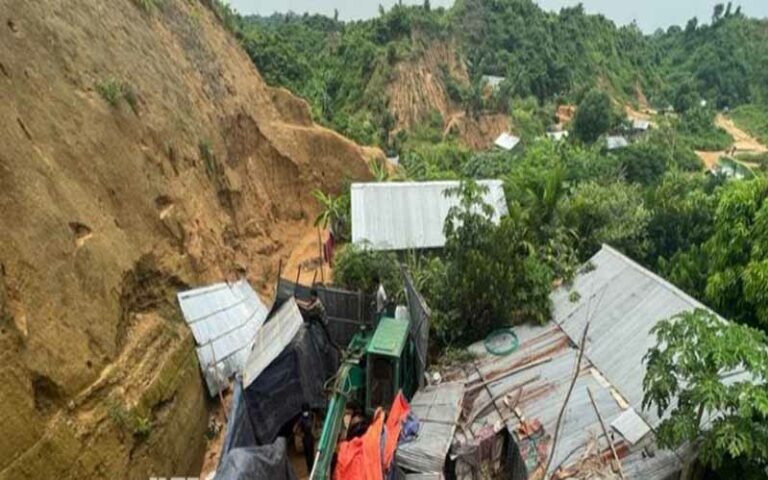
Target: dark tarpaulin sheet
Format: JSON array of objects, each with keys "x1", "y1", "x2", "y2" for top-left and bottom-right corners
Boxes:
[
  {"x1": 214, "y1": 437, "x2": 298, "y2": 480},
  {"x1": 219, "y1": 377, "x2": 256, "y2": 462},
  {"x1": 273, "y1": 278, "x2": 375, "y2": 347},
  {"x1": 244, "y1": 321, "x2": 338, "y2": 444},
  {"x1": 402, "y1": 269, "x2": 430, "y2": 389}
]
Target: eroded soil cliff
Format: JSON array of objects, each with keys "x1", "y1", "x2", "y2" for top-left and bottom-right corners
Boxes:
[{"x1": 0, "y1": 1, "x2": 375, "y2": 478}]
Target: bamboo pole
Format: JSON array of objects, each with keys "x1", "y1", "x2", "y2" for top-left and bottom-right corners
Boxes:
[{"x1": 587, "y1": 386, "x2": 625, "y2": 479}]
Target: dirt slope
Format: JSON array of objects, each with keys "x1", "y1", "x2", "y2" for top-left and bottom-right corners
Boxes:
[
  {"x1": 0, "y1": 1, "x2": 375, "y2": 479},
  {"x1": 387, "y1": 38, "x2": 508, "y2": 149},
  {"x1": 696, "y1": 114, "x2": 767, "y2": 169}
]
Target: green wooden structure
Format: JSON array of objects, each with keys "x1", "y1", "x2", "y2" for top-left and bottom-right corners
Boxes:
[{"x1": 310, "y1": 316, "x2": 418, "y2": 480}]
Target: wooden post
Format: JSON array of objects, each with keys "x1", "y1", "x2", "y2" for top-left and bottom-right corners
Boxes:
[
  {"x1": 295, "y1": 265, "x2": 302, "y2": 287},
  {"x1": 317, "y1": 227, "x2": 325, "y2": 285},
  {"x1": 587, "y1": 386, "x2": 625, "y2": 479}
]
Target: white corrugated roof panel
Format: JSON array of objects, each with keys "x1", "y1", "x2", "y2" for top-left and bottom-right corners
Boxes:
[
  {"x1": 177, "y1": 279, "x2": 269, "y2": 396},
  {"x1": 546, "y1": 130, "x2": 569, "y2": 141},
  {"x1": 243, "y1": 298, "x2": 304, "y2": 388},
  {"x1": 351, "y1": 180, "x2": 508, "y2": 251},
  {"x1": 482, "y1": 75, "x2": 505, "y2": 89},
  {"x1": 632, "y1": 119, "x2": 651, "y2": 131},
  {"x1": 606, "y1": 135, "x2": 629, "y2": 150},
  {"x1": 494, "y1": 132, "x2": 520, "y2": 150},
  {"x1": 396, "y1": 381, "x2": 464, "y2": 474}
]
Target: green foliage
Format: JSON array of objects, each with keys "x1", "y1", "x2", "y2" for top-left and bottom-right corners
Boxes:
[
  {"x1": 643, "y1": 310, "x2": 768, "y2": 470},
  {"x1": 96, "y1": 78, "x2": 139, "y2": 113},
  {"x1": 703, "y1": 178, "x2": 768, "y2": 328},
  {"x1": 107, "y1": 400, "x2": 154, "y2": 439},
  {"x1": 646, "y1": 171, "x2": 716, "y2": 263},
  {"x1": 562, "y1": 180, "x2": 651, "y2": 260},
  {"x1": 731, "y1": 105, "x2": 768, "y2": 145},
  {"x1": 133, "y1": 0, "x2": 163, "y2": 13},
  {"x1": 676, "y1": 107, "x2": 733, "y2": 151},
  {"x1": 333, "y1": 244, "x2": 400, "y2": 296},
  {"x1": 312, "y1": 189, "x2": 351, "y2": 240},
  {"x1": 96, "y1": 79, "x2": 122, "y2": 106},
  {"x1": 431, "y1": 181, "x2": 553, "y2": 347},
  {"x1": 572, "y1": 90, "x2": 617, "y2": 143}
]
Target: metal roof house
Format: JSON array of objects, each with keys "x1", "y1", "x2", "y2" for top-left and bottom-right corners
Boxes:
[
  {"x1": 177, "y1": 279, "x2": 269, "y2": 396},
  {"x1": 449, "y1": 245, "x2": 717, "y2": 479},
  {"x1": 494, "y1": 132, "x2": 521, "y2": 151},
  {"x1": 546, "y1": 130, "x2": 569, "y2": 142},
  {"x1": 482, "y1": 75, "x2": 506, "y2": 91},
  {"x1": 351, "y1": 180, "x2": 509, "y2": 251},
  {"x1": 606, "y1": 135, "x2": 629, "y2": 151},
  {"x1": 631, "y1": 119, "x2": 651, "y2": 132}
]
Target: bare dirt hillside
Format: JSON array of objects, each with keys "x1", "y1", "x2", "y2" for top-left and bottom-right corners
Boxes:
[
  {"x1": 387, "y1": 38, "x2": 509, "y2": 149},
  {"x1": 696, "y1": 114, "x2": 767, "y2": 169},
  {"x1": 0, "y1": 1, "x2": 375, "y2": 479}
]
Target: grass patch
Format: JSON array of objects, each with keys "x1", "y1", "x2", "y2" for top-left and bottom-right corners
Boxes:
[
  {"x1": 731, "y1": 105, "x2": 768, "y2": 145},
  {"x1": 96, "y1": 79, "x2": 123, "y2": 106},
  {"x1": 107, "y1": 399, "x2": 154, "y2": 439},
  {"x1": 96, "y1": 78, "x2": 140, "y2": 113},
  {"x1": 134, "y1": 0, "x2": 164, "y2": 13}
]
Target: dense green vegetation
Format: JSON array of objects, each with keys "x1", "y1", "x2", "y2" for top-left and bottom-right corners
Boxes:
[{"x1": 229, "y1": 0, "x2": 767, "y2": 153}]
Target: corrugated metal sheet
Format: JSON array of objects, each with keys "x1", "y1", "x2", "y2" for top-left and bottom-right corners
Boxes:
[
  {"x1": 242, "y1": 298, "x2": 304, "y2": 388},
  {"x1": 546, "y1": 130, "x2": 569, "y2": 141},
  {"x1": 494, "y1": 132, "x2": 521, "y2": 150},
  {"x1": 632, "y1": 119, "x2": 651, "y2": 131},
  {"x1": 552, "y1": 244, "x2": 720, "y2": 427},
  {"x1": 606, "y1": 136, "x2": 629, "y2": 150},
  {"x1": 397, "y1": 382, "x2": 464, "y2": 474},
  {"x1": 177, "y1": 279, "x2": 269, "y2": 397},
  {"x1": 482, "y1": 75, "x2": 505, "y2": 89},
  {"x1": 451, "y1": 244, "x2": 721, "y2": 478},
  {"x1": 351, "y1": 180, "x2": 508, "y2": 251}
]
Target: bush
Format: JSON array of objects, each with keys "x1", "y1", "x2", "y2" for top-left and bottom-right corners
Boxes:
[
  {"x1": 333, "y1": 244, "x2": 400, "y2": 296},
  {"x1": 432, "y1": 181, "x2": 553, "y2": 347},
  {"x1": 573, "y1": 89, "x2": 618, "y2": 143}
]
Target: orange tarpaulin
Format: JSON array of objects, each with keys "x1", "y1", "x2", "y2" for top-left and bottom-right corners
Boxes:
[
  {"x1": 383, "y1": 391, "x2": 410, "y2": 469},
  {"x1": 334, "y1": 408, "x2": 384, "y2": 480}
]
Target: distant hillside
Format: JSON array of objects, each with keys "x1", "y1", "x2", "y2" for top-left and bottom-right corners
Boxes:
[{"x1": 237, "y1": 0, "x2": 768, "y2": 151}]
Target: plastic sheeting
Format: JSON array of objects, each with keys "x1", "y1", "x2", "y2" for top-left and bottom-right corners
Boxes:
[
  {"x1": 403, "y1": 269, "x2": 430, "y2": 389},
  {"x1": 214, "y1": 437, "x2": 298, "y2": 480},
  {"x1": 244, "y1": 321, "x2": 339, "y2": 444},
  {"x1": 219, "y1": 377, "x2": 257, "y2": 460}
]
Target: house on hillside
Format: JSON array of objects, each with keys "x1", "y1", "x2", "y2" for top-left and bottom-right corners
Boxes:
[
  {"x1": 494, "y1": 132, "x2": 521, "y2": 151},
  {"x1": 631, "y1": 119, "x2": 651, "y2": 133},
  {"x1": 606, "y1": 135, "x2": 629, "y2": 151},
  {"x1": 546, "y1": 130, "x2": 569, "y2": 142},
  {"x1": 405, "y1": 245, "x2": 718, "y2": 479},
  {"x1": 351, "y1": 180, "x2": 508, "y2": 251},
  {"x1": 482, "y1": 75, "x2": 506, "y2": 92}
]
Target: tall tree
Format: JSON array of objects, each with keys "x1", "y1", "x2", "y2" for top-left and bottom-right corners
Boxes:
[
  {"x1": 643, "y1": 310, "x2": 768, "y2": 472},
  {"x1": 572, "y1": 89, "x2": 615, "y2": 143}
]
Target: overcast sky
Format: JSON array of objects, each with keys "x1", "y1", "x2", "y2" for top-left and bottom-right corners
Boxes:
[{"x1": 229, "y1": 0, "x2": 768, "y2": 32}]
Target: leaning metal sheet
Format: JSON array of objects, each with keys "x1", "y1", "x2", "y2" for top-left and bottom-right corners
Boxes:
[
  {"x1": 243, "y1": 298, "x2": 304, "y2": 388},
  {"x1": 178, "y1": 279, "x2": 269, "y2": 396}
]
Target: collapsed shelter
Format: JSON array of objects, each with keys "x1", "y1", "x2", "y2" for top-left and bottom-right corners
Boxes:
[{"x1": 395, "y1": 245, "x2": 718, "y2": 479}]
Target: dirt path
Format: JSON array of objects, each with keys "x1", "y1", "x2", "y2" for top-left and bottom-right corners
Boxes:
[
  {"x1": 716, "y1": 114, "x2": 767, "y2": 153},
  {"x1": 695, "y1": 114, "x2": 767, "y2": 169}
]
